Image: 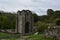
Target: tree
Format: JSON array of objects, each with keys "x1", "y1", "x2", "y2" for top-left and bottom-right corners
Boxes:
[
  {"x1": 0, "y1": 11, "x2": 16, "y2": 29},
  {"x1": 47, "y1": 9, "x2": 54, "y2": 15},
  {"x1": 54, "y1": 11, "x2": 60, "y2": 18},
  {"x1": 55, "y1": 18, "x2": 60, "y2": 26},
  {"x1": 32, "y1": 13, "x2": 38, "y2": 23}
]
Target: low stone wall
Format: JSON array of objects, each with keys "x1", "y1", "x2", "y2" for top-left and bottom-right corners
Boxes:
[{"x1": 0, "y1": 29, "x2": 17, "y2": 34}]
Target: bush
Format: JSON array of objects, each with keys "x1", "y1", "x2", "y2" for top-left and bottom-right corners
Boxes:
[
  {"x1": 35, "y1": 21, "x2": 48, "y2": 33},
  {"x1": 55, "y1": 18, "x2": 60, "y2": 26}
]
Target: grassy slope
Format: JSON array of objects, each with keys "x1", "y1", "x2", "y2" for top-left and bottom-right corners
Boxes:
[
  {"x1": 0, "y1": 33, "x2": 15, "y2": 37},
  {"x1": 0, "y1": 33, "x2": 53, "y2": 40},
  {"x1": 26, "y1": 34, "x2": 53, "y2": 40},
  {"x1": 0, "y1": 33, "x2": 20, "y2": 40}
]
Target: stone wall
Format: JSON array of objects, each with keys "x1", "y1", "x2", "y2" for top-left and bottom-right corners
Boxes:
[
  {"x1": 16, "y1": 10, "x2": 34, "y2": 35},
  {"x1": 45, "y1": 26, "x2": 60, "y2": 40}
]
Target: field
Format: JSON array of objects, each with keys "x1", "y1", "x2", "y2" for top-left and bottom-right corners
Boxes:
[
  {"x1": 0, "y1": 33, "x2": 54, "y2": 40},
  {"x1": 26, "y1": 33, "x2": 53, "y2": 40},
  {"x1": 0, "y1": 33, "x2": 20, "y2": 40}
]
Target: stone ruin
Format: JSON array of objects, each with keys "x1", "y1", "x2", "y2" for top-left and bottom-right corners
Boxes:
[
  {"x1": 15, "y1": 10, "x2": 34, "y2": 35},
  {"x1": 45, "y1": 26, "x2": 60, "y2": 40},
  {"x1": 0, "y1": 10, "x2": 34, "y2": 35}
]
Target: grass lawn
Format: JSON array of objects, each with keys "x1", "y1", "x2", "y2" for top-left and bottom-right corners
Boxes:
[
  {"x1": 0, "y1": 33, "x2": 54, "y2": 40},
  {"x1": 25, "y1": 33, "x2": 53, "y2": 40},
  {"x1": 0, "y1": 38, "x2": 17, "y2": 40},
  {"x1": 0, "y1": 33, "x2": 13, "y2": 36},
  {"x1": 0, "y1": 33, "x2": 20, "y2": 39}
]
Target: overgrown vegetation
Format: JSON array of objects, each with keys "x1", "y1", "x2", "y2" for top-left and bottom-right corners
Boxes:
[
  {"x1": 55, "y1": 18, "x2": 60, "y2": 25},
  {"x1": 0, "y1": 9, "x2": 60, "y2": 40},
  {"x1": 33, "y1": 9, "x2": 60, "y2": 33},
  {"x1": 25, "y1": 33, "x2": 53, "y2": 40},
  {"x1": 34, "y1": 21, "x2": 48, "y2": 33},
  {"x1": 0, "y1": 12, "x2": 16, "y2": 29},
  {"x1": 0, "y1": 32, "x2": 20, "y2": 39},
  {"x1": 0, "y1": 9, "x2": 60, "y2": 32}
]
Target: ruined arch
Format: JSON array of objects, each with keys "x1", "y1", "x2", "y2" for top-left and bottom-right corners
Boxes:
[{"x1": 16, "y1": 10, "x2": 34, "y2": 35}]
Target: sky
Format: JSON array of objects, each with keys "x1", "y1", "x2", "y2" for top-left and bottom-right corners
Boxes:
[{"x1": 0, "y1": 0, "x2": 60, "y2": 15}]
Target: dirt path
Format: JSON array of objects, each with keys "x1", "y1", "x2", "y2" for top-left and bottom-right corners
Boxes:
[{"x1": 16, "y1": 36, "x2": 29, "y2": 40}]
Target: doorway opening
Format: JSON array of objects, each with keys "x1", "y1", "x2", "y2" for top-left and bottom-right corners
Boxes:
[{"x1": 25, "y1": 22, "x2": 29, "y2": 33}]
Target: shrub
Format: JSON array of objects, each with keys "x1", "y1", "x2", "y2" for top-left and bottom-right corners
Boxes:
[
  {"x1": 35, "y1": 21, "x2": 48, "y2": 33},
  {"x1": 55, "y1": 18, "x2": 60, "y2": 26}
]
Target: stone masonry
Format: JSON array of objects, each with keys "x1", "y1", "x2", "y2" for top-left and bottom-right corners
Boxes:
[{"x1": 16, "y1": 10, "x2": 34, "y2": 35}]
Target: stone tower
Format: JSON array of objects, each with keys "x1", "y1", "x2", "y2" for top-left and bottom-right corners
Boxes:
[{"x1": 16, "y1": 10, "x2": 34, "y2": 35}]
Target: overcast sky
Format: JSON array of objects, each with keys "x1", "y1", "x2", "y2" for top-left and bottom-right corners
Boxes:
[{"x1": 0, "y1": 0, "x2": 60, "y2": 15}]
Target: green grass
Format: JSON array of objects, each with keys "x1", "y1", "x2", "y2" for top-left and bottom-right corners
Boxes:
[
  {"x1": 0, "y1": 38, "x2": 17, "y2": 40},
  {"x1": 25, "y1": 33, "x2": 53, "y2": 40},
  {"x1": 0, "y1": 33, "x2": 54, "y2": 40},
  {"x1": 0, "y1": 33, "x2": 13, "y2": 36},
  {"x1": 0, "y1": 33, "x2": 21, "y2": 40},
  {"x1": 0, "y1": 33, "x2": 20, "y2": 39}
]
